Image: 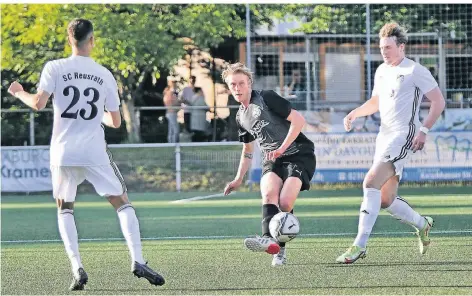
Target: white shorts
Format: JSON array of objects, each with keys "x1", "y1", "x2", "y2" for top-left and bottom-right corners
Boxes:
[
  {"x1": 373, "y1": 131, "x2": 416, "y2": 180},
  {"x1": 50, "y1": 164, "x2": 127, "y2": 202}
]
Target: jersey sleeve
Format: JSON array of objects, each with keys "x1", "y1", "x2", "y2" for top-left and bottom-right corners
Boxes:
[
  {"x1": 38, "y1": 61, "x2": 56, "y2": 94},
  {"x1": 238, "y1": 126, "x2": 255, "y2": 143},
  {"x1": 414, "y1": 65, "x2": 438, "y2": 94},
  {"x1": 236, "y1": 113, "x2": 255, "y2": 143},
  {"x1": 105, "y1": 72, "x2": 121, "y2": 112},
  {"x1": 261, "y1": 90, "x2": 292, "y2": 119}
]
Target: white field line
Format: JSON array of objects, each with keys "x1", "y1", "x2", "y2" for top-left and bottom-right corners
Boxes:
[
  {"x1": 2, "y1": 230, "x2": 472, "y2": 244},
  {"x1": 170, "y1": 192, "x2": 233, "y2": 204}
]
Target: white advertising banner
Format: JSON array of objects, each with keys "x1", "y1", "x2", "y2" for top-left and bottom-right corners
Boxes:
[
  {"x1": 250, "y1": 132, "x2": 472, "y2": 183},
  {"x1": 310, "y1": 132, "x2": 472, "y2": 169},
  {"x1": 1, "y1": 147, "x2": 52, "y2": 192}
]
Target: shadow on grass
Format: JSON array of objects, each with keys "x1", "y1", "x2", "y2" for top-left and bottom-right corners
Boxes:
[
  {"x1": 91, "y1": 284, "x2": 472, "y2": 293},
  {"x1": 321, "y1": 261, "x2": 472, "y2": 267}
]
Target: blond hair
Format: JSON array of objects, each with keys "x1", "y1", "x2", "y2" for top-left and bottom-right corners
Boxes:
[
  {"x1": 221, "y1": 62, "x2": 253, "y2": 85},
  {"x1": 379, "y1": 22, "x2": 408, "y2": 45}
]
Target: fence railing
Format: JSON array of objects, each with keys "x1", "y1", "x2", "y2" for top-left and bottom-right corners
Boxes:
[
  {"x1": 2, "y1": 96, "x2": 470, "y2": 146},
  {"x1": 2, "y1": 133, "x2": 471, "y2": 193},
  {"x1": 1, "y1": 142, "x2": 243, "y2": 193}
]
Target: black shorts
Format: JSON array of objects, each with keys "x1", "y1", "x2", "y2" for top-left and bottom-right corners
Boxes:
[{"x1": 262, "y1": 146, "x2": 316, "y2": 191}]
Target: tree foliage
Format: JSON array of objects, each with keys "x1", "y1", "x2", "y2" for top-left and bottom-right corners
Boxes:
[
  {"x1": 2, "y1": 4, "x2": 470, "y2": 144},
  {"x1": 275, "y1": 4, "x2": 472, "y2": 38},
  {"x1": 2, "y1": 4, "x2": 248, "y2": 88},
  {"x1": 1, "y1": 4, "x2": 254, "y2": 142}
]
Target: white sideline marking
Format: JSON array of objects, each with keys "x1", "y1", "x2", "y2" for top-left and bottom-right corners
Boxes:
[
  {"x1": 170, "y1": 192, "x2": 233, "y2": 204},
  {"x1": 2, "y1": 230, "x2": 472, "y2": 244}
]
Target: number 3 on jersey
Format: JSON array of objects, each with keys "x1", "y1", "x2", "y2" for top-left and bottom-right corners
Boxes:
[{"x1": 61, "y1": 85, "x2": 100, "y2": 120}]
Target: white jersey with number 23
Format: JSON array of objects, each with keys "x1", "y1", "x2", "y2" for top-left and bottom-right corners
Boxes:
[{"x1": 38, "y1": 55, "x2": 120, "y2": 166}]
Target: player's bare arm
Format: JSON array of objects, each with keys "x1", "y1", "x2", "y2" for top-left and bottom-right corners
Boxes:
[
  {"x1": 421, "y1": 87, "x2": 446, "y2": 130},
  {"x1": 102, "y1": 110, "x2": 122, "y2": 128},
  {"x1": 267, "y1": 109, "x2": 305, "y2": 161},
  {"x1": 8, "y1": 81, "x2": 50, "y2": 111},
  {"x1": 344, "y1": 95, "x2": 379, "y2": 131},
  {"x1": 411, "y1": 87, "x2": 445, "y2": 152},
  {"x1": 224, "y1": 141, "x2": 254, "y2": 195}
]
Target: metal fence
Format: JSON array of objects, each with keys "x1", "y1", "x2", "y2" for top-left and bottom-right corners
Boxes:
[
  {"x1": 245, "y1": 35, "x2": 471, "y2": 112},
  {"x1": 0, "y1": 105, "x2": 240, "y2": 146}
]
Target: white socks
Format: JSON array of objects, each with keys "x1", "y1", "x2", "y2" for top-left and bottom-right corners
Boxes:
[
  {"x1": 117, "y1": 204, "x2": 145, "y2": 265},
  {"x1": 58, "y1": 209, "x2": 83, "y2": 273},
  {"x1": 352, "y1": 193, "x2": 427, "y2": 249},
  {"x1": 386, "y1": 196, "x2": 426, "y2": 230},
  {"x1": 353, "y1": 188, "x2": 381, "y2": 248},
  {"x1": 58, "y1": 204, "x2": 146, "y2": 274}
]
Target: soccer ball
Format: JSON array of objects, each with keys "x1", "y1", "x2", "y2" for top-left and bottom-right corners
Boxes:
[{"x1": 269, "y1": 212, "x2": 300, "y2": 243}]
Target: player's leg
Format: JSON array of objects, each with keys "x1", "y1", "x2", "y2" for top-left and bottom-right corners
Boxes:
[
  {"x1": 273, "y1": 153, "x2": 316, "y2": 266},
  {"x1": 272, "y1": 177, "x2": 301, "y2": 266},
  {"x1": 278, "y1": 150, "x2": 316, "y2": 213},
  {"x1": 86, "y1": 164, "x2": 165, "y2": 286},
  {"x1": 278, "y1": 177, "x2": 302, "y2": 212},
  {"x1": 382, "y1": 176, "x2": 433, "y2": 254},
  {"x1": 86, "y1": 166, "x2": 139, "y2": 263},
  {"x1": 51, "y1": 166, "x2": 88, "y2": 290},
  {"x1": 243, "y1": 171, "x2": 282, "y2": 254},
  {"x1": 380, "y1": 175, "x2": 399, "y2": 209},
  {"x1": 381, "y1": 176, "x2": 427, "y2": 228},
  {"x1": 355, "y1": 161, "x2": 395, "y2": 247},
  {"x1": 106, "y1": 192, "x2": 146, "y2": 266},
  {"x1": 261, "y1": 172, "x2": 284, "y2": 236},
  {"x1": 336, "y1": 161, "x2": 395, "y2": 264},
  {"x1": 278, "y1": 154, "x2": 314, "y2": 212}
]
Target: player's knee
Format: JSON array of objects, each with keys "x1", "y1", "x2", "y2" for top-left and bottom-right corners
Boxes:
[
  {"x1": 107, "y1": 192, "x2": 129, "y2": 210},
  {"x1": 278, "y1": 196, "x2": 295, "y2": 212},
  {"x1": 380, "y1": 200, "x2": 392, "y2": 209},
  {"x1": 380, "y1": 192, "x2": 396, "y2": 208},
  {"x1": 56, "y1": 199, "x2": 74, "y2": 210},
  {"x1": 363, "y1": 175, "x2": 380, "y2": 189}
]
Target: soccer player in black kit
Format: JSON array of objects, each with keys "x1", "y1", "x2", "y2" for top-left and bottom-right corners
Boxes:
[{"x1": 223, "y1": 63, "x2": 316, "y2": 266}]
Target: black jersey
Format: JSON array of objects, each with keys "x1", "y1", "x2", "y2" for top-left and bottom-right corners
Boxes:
[{"x1": 236, "y1": 90, "x2": 314, "y2": 159}]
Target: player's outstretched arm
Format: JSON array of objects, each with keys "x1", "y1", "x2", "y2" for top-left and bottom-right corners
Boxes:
[
  {"x1": 343, "y1": 95, "x2": 379, "y2": 131},
  {"x1": 421, "y1": 87, "x2": 445, "y2": 131},
  {"x1": 102, "y1": 110, "x2": 122, "y2": 128},
  {"x1": 224, "y1": 142, "x2": 254, "y2": 195},
  {"x1": 8, "y1": 81, "x2": 50, "y2": 111}
]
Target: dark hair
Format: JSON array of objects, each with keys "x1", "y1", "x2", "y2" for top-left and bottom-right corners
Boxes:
[
  {"x1": 67, "y1": 18, "x2": 94, "y2": 48},
  {"x1": 190, "y1": 76, "x2": 196, "y2": 83}
]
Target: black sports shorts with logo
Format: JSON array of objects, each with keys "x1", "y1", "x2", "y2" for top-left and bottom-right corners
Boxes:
[{"x1": 262, "y1": 143, "x2": 316, "y2": 191}]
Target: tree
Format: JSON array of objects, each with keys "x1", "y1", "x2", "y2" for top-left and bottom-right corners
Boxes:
[
  {"x1": 271, "y1": 4, "x2": 471, "y2": 38},
  {"x1": 1, "y1": 4, "x2": 256, "y2": 143}
]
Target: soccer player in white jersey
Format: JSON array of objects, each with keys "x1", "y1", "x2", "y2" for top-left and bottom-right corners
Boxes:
[
  {"x1": 336, "y1": 22, "x2": 446, "y2": 264},
  {"x1": 7, "y1": 19, "x2": 165, "y2": 290}
]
